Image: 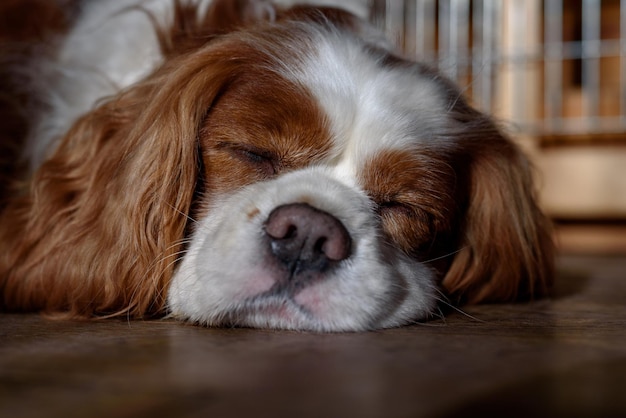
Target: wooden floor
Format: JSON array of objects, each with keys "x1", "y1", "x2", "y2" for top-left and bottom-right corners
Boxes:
[{"x1": 1, "y1": 253, "x2": 625, "y2": 418}]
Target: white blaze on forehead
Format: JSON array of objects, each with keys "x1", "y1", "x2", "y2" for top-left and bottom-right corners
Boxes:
[{"x1": 281, "y1": 30, "x2": 450, "y2": 171}]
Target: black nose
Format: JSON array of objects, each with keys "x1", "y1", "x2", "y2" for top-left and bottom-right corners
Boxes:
[{"x1": 264, "y1": 203, "x2": 351, "y2": 276}]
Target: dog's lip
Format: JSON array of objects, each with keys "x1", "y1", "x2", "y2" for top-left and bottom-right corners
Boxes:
[{"x1": 242, "y1": 294, "x2": 313, "y2": 321}]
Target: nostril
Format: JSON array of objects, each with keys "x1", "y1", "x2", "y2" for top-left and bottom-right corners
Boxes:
[
  {"x1": 313, "y1": 220, "x2": 351, "y2": 261},
  {"x1": 313, "y1": 237, "x2": 326, "y2": 255},
  {"x1": 265, "y1": 216, "x2": 298, "y2": 241},
  {"x1": 320, "y1": 231, "x2": 350, "y2": 261},
  {"x1": 264, "y1": 203, "x2": 352, "y2": 275},
  {"x1": 284, "y1": 225, "x2": 297, "y2": 240}
]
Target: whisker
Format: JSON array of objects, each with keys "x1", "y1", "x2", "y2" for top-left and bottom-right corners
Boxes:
[
  {"x1": 166, "y1": 202, "x2": 199, "y2": 225},
  {"x1": 125, "y1": 243, "x2": 192, "y2": 318},
  {"x1": 433, "y1": 289, "x2": 487, "y2": 323},
  {"x1": 422, "y1": 246, "x2": 468, "y2": 264}
]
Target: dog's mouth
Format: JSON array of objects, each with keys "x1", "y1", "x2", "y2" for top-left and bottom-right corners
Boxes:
[{"x1": 221, "y1": 294, "x2": 315, "y2": 329}]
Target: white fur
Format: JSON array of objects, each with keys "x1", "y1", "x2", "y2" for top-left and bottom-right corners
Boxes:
[
  {"x1": 27, "y1": 0, "x2": 187, "y2": 170},
  {"x1": 168, "y1": 168, "x2": 437, "y2": 331},
  {"x1": 280, "y1": 30, "x2": 449, "y2": 160}
]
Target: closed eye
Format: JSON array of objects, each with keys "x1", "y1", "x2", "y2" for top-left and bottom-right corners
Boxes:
[
  {"x1": 377, "y1": 200, "x2": 415, "y2": 218},
  {"x1": 220, "y1": 143, "x2": 278, "y2": 177}
]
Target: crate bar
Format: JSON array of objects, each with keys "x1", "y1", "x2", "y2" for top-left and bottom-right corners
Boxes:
[
  {"x1": 414, "y1": 0, "x2": 437, "y2": 62},
  {"x1": 450, "y1": 0, "x2": 470, "y2": 84},
  {"x1": 622, "y1": 0, "x2": 626, "y2": 124},
  {"x1": 543, "y1": 0, "x2": 563, "y2": 134},
  {"x1": 492, "y1": 0, "x2": 503, "y2": 116},
  {"x1": 581, "y1": 0, "x2": 601, "y2": 128},
  {"x1": 477, "y1": 0, "x2": 499, "y2": 114},
  {"x1": 472, "y1": 0, "x2": 485, "y2": 110},
  {"x1": 511, "y1": 0, "x2": 528, "y2": 127},
  {"x1": 402, "y1": 0, "x2": 413, "y2": 58},
  {"x1": 369, "y1": 0, "x2": 384, "y2": 30},
  {"x1": 384, "y1": 0, "x2": 405, "y2": 51},
  {"x1": 438, "y1": 0, "x2": 451, "y2": 76}
]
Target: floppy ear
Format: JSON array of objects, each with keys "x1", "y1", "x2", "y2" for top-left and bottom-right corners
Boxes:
[
  {"x1": 0, "y1": 47, "x2": 238, "y2": 317},
  {"x1": 441, "y1": 120, "x2": 555, "y2": 304},
  {"x1": 0, "y1": 0, "x2": 284, "y2": 317}
]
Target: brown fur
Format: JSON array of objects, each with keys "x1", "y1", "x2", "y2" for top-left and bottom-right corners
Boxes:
[
  {"x1": 0, "y1": 1, "x2": 278, "y2": 317},
  {"x1": 362, "y1": 120, "x2": 554, "y2": 305},
  {"x1": 361, "y1": 148, "x2": 458, "y2": 255},
  {"x1": 441, "y1": 113, "x2": 555, "y2": 304},
  {"x1": 200, "y1": 70, "x2": 333, "y2": 197}
]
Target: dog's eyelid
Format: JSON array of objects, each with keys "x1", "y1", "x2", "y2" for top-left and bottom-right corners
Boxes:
[
  {"x1": 219, "y1": 142, "x2": 278, "y2": 175},
  {"x1": 216, "y1": 141, "x2": 265, "y2": 154},
  {"x1": 238, "y1": 147, "x2": 271, "y2": 163},
  {"x1": 375, "y1": 198, "x2": 416, "y2": 217}
]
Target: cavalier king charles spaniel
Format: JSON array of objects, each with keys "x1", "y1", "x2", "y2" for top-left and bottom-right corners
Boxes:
[{"x1": 0, "y1": 0, "x2": 554, "y2": 331}]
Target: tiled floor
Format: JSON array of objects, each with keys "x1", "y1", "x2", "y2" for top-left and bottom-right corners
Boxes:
[{"x1": 1, "y1": 254, "x2": 625, "y2": 418}]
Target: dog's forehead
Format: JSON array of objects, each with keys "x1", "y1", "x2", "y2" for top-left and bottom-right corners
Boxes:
[{"x1": 281, "y1": 31, "x2": 451, "y2": 178}]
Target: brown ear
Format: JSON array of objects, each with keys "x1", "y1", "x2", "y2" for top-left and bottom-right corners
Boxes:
[
  {"x1": 0, "y1": 48, "x2": 237, "y2": 317},
  {"x1": 442, "y1": 126, "x2": 555, "y2": 305}
]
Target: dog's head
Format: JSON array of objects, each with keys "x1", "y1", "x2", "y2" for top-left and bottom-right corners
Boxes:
[{"x1": 0, "y1": 0, "x2": 553, "y2": 331}]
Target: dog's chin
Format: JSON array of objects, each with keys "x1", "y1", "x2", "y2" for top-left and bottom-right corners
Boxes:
[
  {"x1": 174, "y1": 286, "x2": 431, "y2": 332},
  {"x1": 166, "y1": 169, "x2": 438, "y2": 332},
  {"x1": 206, "y1": 296, "x2": 369, "y2": 332}
]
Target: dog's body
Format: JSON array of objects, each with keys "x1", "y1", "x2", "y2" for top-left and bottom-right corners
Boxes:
[{"x1": 0, "y1": 0, "x2": 553, "y2": 331}]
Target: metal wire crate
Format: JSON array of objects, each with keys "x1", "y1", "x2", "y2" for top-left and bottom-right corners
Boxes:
[{"x1": 370, "y1": 0, "x2": 626, "y2": 140}]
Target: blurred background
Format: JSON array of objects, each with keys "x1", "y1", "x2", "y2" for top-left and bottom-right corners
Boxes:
[{"x1": 368, "y1": 0, "x2": 626, "y2": 255}]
